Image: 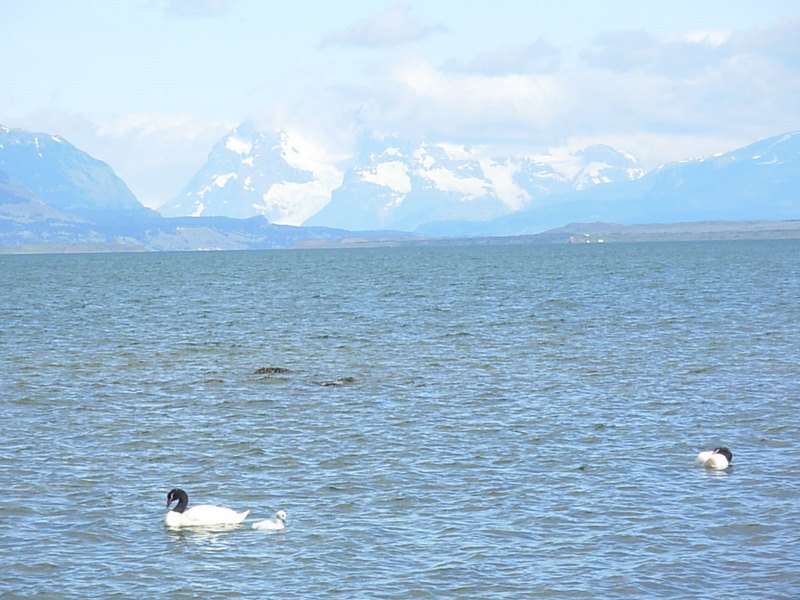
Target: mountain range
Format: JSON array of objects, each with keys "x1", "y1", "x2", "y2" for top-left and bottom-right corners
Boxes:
[
  {"x1": 161, "y1": 122, "x2": 646, "y2": 232},
  {"x1": 1, "y1": 122, "x2": 798, "y2": 252},
  {"x1": 435, "y1": 130, "x2": 800, "y2": 237},
  {"x1": 0, "y1": 125, "x2": 374, "y2": 251}
]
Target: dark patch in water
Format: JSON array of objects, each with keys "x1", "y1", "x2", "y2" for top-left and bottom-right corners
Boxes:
[
  {"x1": 317, "y1": 376, "x2": 357, "y2": 387},
  {"x1": 254, "y1": 367, "x2": 292, "y2": 375}
]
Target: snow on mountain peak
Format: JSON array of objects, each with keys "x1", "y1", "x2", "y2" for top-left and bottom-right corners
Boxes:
[
  {"x1": 213, "y1": 173, "x2": 237, "y2": 188},
  {"x1": 480, "y1": 159, "x2": 531, "y2": 211},
  {"x1": 360, "y1": 161, "x2": 412, "y2": 193},
  {"x1": 225, "y1": 136, "x2": 253, "y2": 156},
  {"x1": 420, "y1": 166, "x2": 489, "y2": 200},
  {"x1": 277, "y1": 129, "x2": 344, "y2": 182},
  {"x1": 167, "y1": 123, "x2": 651, "y2": 230},
  {"x1": 161, "y1": 123, "x2": 344, "y2": 224},
  {"x1": 574, "y1": 161, "x2": 613, "y2": 190},
  {"x1": 259, "y1": 129, "x2": 345, "y2": 225}
]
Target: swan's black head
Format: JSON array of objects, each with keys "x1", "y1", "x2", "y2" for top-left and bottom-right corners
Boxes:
[
  {"x1": 166, "y1": 488, "x2": 188, "y2": 512},
  {"x1": 713, "y1": 447, "x2": 733, "y2": 463}
]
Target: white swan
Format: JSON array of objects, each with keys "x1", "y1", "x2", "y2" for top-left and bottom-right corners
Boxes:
[
  {"x1": 165, "y1": 488, "x2": 250, "y2": 527},
  {"x1": 252, "y1": 510, "x2": 287, "y2": 531},
  {"x1": 694, "y1": 447, "x2": 732, "y2": 470}
]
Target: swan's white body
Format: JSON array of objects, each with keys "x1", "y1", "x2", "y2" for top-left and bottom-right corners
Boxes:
[
  {"x1": 165, "y1": 488, "x2": 249, "y2": 528},
  {"x1": 694, "y1": 448, "x2": 732, "y2": 470},
  {"x1": 694, "y1": 450, "x2": 714, "y2": 465},
  {"x1": 252, "y1": 510, "x2": 287, "y2": 531},
  {"x1": 165, "y1": 504, "x2": 250, "y2": 527}
]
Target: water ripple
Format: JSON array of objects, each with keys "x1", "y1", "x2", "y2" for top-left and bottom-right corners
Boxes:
[{"x1": 1, "y1": 242, "x2": 799, "y2": 599}]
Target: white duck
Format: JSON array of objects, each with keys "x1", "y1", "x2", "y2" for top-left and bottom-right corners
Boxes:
[
  {"x1": 252, "y1": 510, "x2": 287, "y2": 531},
  {"x1": 165, "y1": 488, "x2": 250, "y2": 527},
  {"x1": 694, "y1": 447, "x2": 733, "y2": 470}
]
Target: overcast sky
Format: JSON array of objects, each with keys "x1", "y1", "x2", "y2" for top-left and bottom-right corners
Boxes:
[{"x1": 3, "y1": 0, "x2": 799, "y2": 208}]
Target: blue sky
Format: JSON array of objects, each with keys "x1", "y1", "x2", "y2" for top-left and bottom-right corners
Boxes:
[{"x1": 2, "y1": 0, "x2": 800, "y2": 208}]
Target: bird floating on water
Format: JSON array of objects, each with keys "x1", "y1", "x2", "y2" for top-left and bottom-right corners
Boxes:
[
  {"x1": 252, "y1": 510, "x2": 287, "y2": 531},
  {"x1": 694, "y1": 447, "x2": 733, "y2": 470},
  {"x1": 164, "y1": 488, "x2": 250, "y2": 528}
]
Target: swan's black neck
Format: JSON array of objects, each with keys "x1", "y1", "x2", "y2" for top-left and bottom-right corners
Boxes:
[
  {"x1": 714, "y1": 447, "x2": 733, "y2": 463},
  {"x1": 167, "y1": 488, "x2": 189, "y2": 513}
]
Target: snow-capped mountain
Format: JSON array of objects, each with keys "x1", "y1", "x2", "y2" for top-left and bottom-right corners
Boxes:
[
  {"x1": 0, "y1": 125, "x2": 149, "y2": 220},
  {"x1": 0, "y1": 124, "x2": 372, "y2": 251},
  {"x1": 455, "y1": 130, "x2": 800, "y2": 236},
  {"x1": 168, "y1": 122, "x2": 645, "y2": 231},
  {"x1": 306, "y1": 136, "x2": 643, "y2": 231},
  {"x1": 1, "y1": 122, "x2": 798, "y2": 251},
  {"x1": 159, "y1": 121, "x2": 343, "y2": 225},
  {"x1": 308, "y1": 137, "x2": 522, "y2": 231},
  {"x1": 572, "y1": 144, "x2": 646, "y2": 190}
]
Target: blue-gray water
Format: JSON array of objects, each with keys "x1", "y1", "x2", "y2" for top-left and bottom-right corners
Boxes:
[{"x1": 1, "y1": 241, "x2": 799, "y2": 599}]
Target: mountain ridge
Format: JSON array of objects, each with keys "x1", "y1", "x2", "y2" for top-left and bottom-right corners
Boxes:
[
  {"x1": 0, "y1": 125, "x2": 153, "y2": 222},
  {"x1": 419, "y1": 130, "x2": 800, "y2": 236},
  {"x1": 1, "y1": 123, "x2": 798, "y2": 252},
  {"x1": 164, "y1": 124, "x2": 646, "y2": 230},
  {"x1": 159, "y1": 121, "x2": 343, "y2": 224}
]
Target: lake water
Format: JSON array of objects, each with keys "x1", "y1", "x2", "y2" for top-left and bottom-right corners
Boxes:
[{"x1": 1, "y1": 240, "x2": 799, "y2": 599}]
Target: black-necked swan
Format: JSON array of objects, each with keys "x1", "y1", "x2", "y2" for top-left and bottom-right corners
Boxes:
[
  {"x1": 694, "y1": 447, "x2": 733, "y2": 469},
  {"x1": 252, "y1": 510, "x2": 287, "y2": 531},
  {"x1": 165, "y1": 488, "x2": 250, "y2": 527}
]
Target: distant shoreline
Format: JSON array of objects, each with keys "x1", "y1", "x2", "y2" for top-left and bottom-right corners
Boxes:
[
  {"x1": 2, "y1": 219, "x2": 799, "y2": 254},
  {"x1": 293, "y1": 219, "x2": 800, "y2": 249}
]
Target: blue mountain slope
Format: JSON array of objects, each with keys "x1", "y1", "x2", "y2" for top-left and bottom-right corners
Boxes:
[
  {"x1": 0, "y1": 125, "x2": 154, "y2": 222},
  {"x1": 421, "y1": 131, "x2": 800, "y2": 235}
]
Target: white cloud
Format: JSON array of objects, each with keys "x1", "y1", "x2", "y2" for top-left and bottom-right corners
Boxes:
[
  {"x1": 580, "y1": 18, "x2": 800, "y2": 79},
  {"x1": 442, "y1": 39, "x2": 562, "y2": 75},
  {"x1": 82, "y1": 113, "x2": 235, "y2": 208},
  {"x1": 8, "y1": 14, "x2": 799, "y2": 215},
  {"x1": 539, "y1": 18, "x2": 800, "y2": 163},
  {"x1": 316, "y1": 13, "x2": 799, "y2": 168},
  {"x1": 315, "y1": 17, "x2": 795, "y2": 165},
  {"x1": 322, "y1": 2, "x2": 445, "y2": 47},
  {"x1": 731, "y1": 18, "x2": 800, "y2": 69},
  {"x1": 356, "y1": 58, "x2": 569, "y2": 144},
  {"x1": 681, "y1": 29, "x2": 731, "y2": 46},
  {"x1": 579, "y1": 29, "x2": 729, "y2": 77},
  {"x1": 146, "y1": 0, "x2": 232, "y2": 18}
]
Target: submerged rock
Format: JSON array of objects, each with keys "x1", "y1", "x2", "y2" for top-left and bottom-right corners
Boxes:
[
  {"x1": 317, "y1": 376, "x2": 356, "y2": 387},
  {"x1": 254, "y1": 367, "x2": 292, "y2": 375}
]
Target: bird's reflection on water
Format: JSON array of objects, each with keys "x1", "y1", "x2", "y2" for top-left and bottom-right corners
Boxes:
[{"x1": 165, "y1": 523, "x2": 247, "y2": 550}]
